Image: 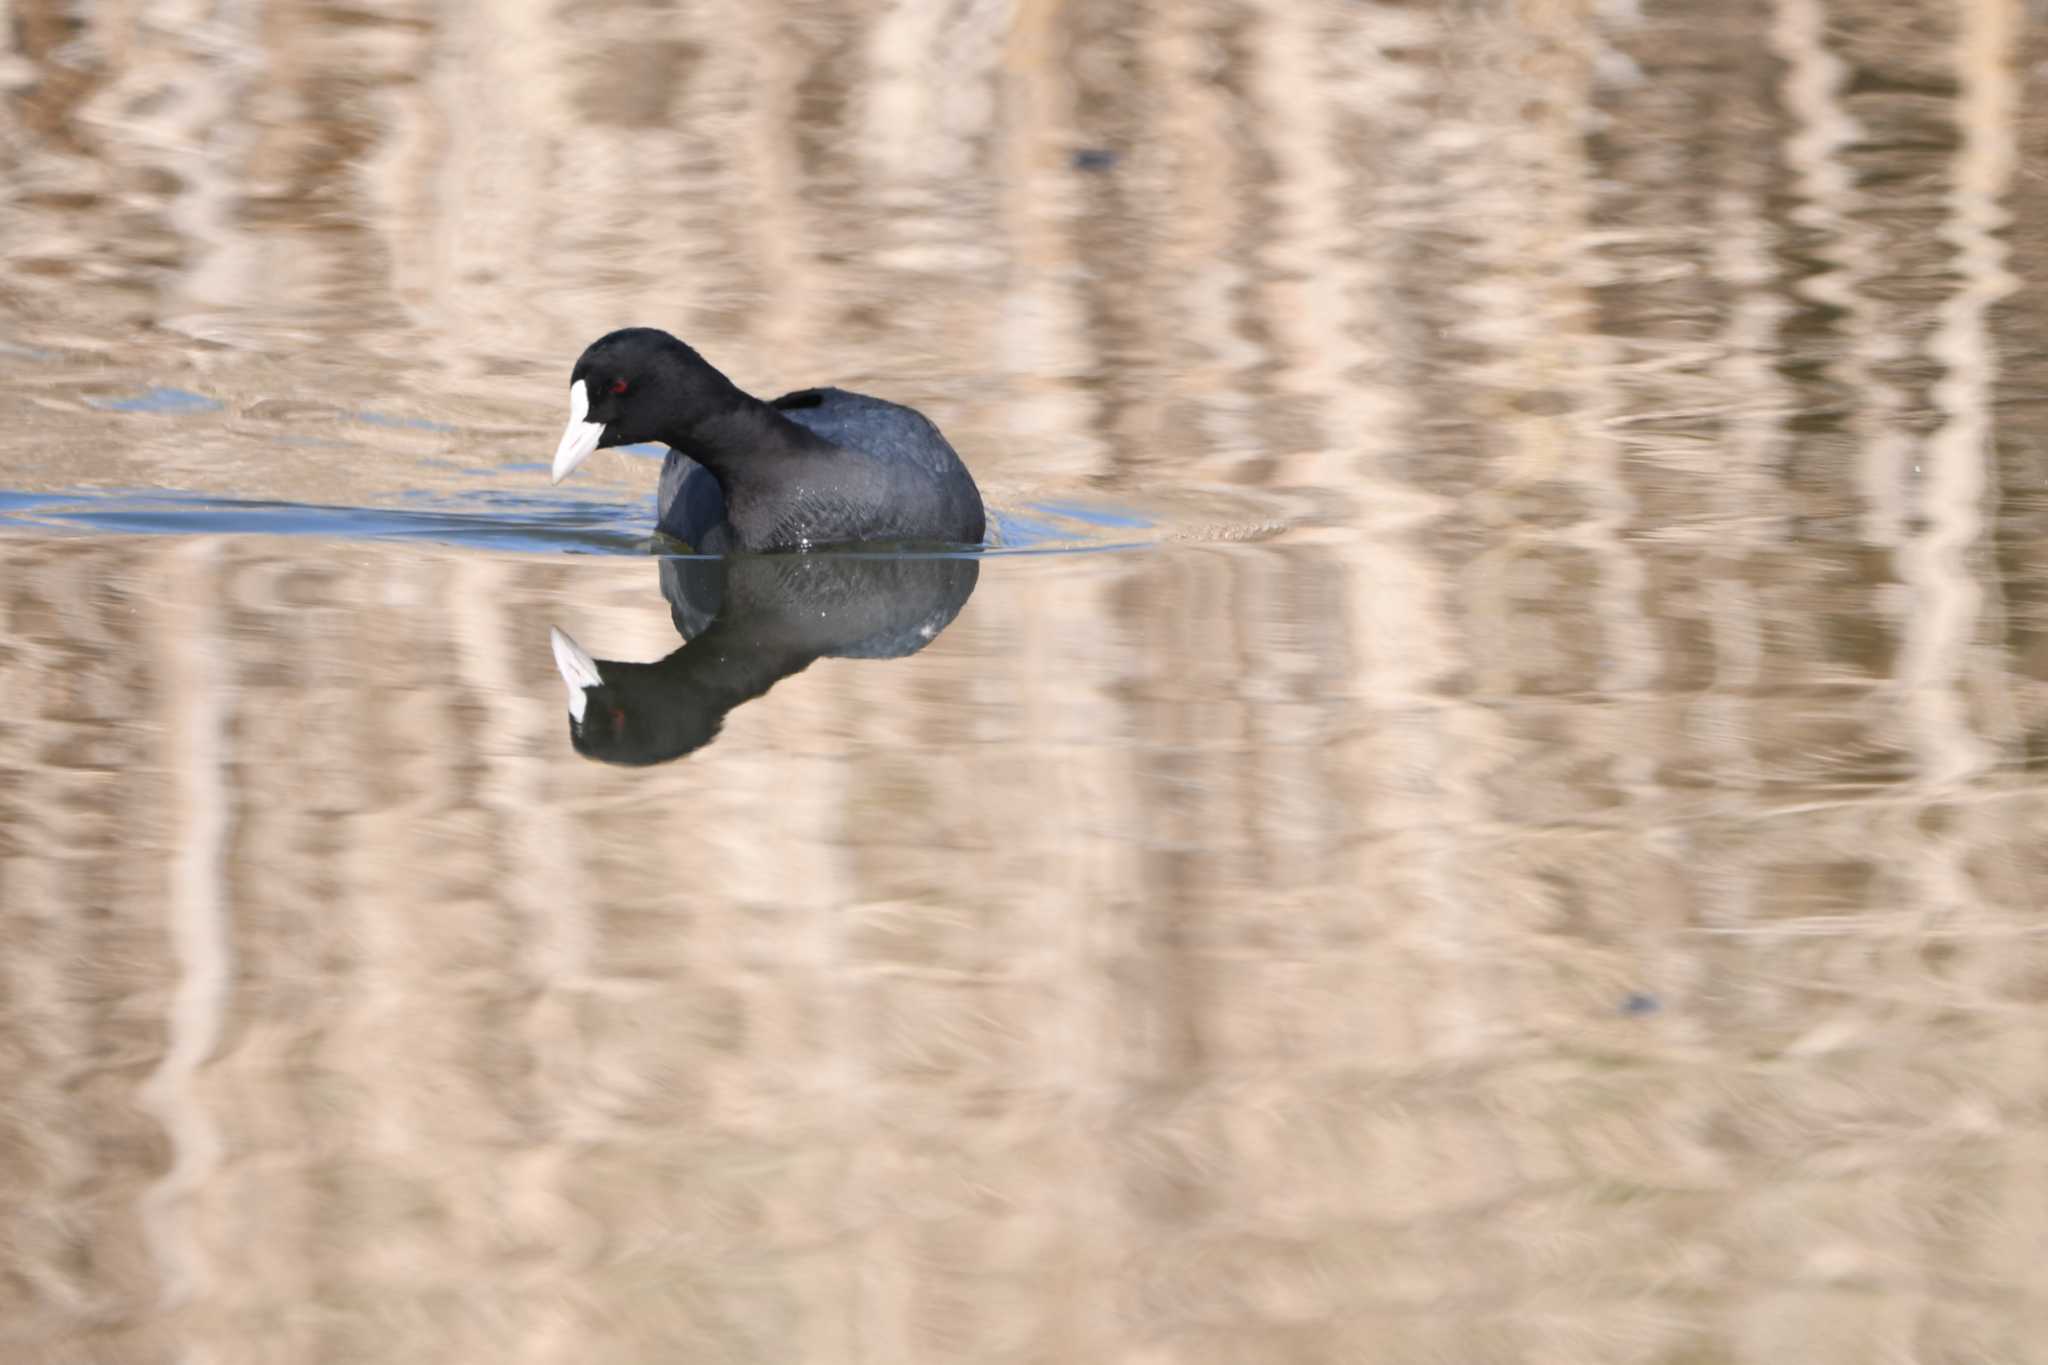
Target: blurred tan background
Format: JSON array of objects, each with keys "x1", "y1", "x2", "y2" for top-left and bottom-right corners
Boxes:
[{"x1": 6, "y1": 0, "x2": 2048, "y2": 1362}]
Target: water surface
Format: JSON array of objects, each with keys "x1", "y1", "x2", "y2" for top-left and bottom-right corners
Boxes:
[{"x1": 4, "y1": 1, "x2": 2047, "y2": 1362}]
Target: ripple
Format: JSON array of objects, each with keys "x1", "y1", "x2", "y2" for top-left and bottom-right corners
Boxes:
[
  {"x1": 0, "y1": 487, "x2": 1186, "y2": 558},
  {"x1": 0, "y1": 489, "x2": 651, "y2": 555}
]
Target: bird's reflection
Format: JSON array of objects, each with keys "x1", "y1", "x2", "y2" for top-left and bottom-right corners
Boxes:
[{"x1": 549, "y1": 552, "x2": 978, "y2": 765}]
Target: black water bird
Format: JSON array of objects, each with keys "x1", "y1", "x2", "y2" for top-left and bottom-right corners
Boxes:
[{"x1": 550, "y1": 328, "x2": 985, "y2": 552}]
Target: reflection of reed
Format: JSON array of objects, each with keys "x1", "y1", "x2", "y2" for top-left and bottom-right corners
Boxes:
[
  {"x1": 1902, "y1": 0, "x2": 2017, "y2": 786},
  {"x1": 136, "y1": 540, "x2": 231, "y2": 1309},
  {"x1": 2, "y1": 0, "x2": 2046, "y2": 1362},
  {"x1": 1772, "y1": 0, "x2": 1917, "y2": 547},
  {"x1": 1, "y1": 531, "x2": 2036, "y2": 1365}
]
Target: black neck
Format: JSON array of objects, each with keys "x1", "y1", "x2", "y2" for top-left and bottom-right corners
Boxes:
[
  {"x1": 659, "y1": 395, "x2": 827, "y2": 491},
  {"x1": 651, "y1": 617, "x2": 818, "y2": 699},
  {"x1": 610, "y1": 627, "x2": 820, "y2": 761}
]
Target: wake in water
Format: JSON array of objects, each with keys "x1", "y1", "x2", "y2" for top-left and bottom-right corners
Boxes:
[{"x1": 0, "y1": 486, "x2": 1232, "y2": 557}]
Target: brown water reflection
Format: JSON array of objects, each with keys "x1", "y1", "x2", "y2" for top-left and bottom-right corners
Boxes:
[{"x1": 7, "y1": 0, "x2": 2048, "y2": 1361}]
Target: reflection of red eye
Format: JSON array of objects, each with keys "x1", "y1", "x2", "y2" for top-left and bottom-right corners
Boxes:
[{"x1": 610, "y1": 378, "x2": 628, "y2": 395}]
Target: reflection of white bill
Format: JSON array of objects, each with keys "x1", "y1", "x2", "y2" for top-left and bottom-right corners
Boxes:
[{"x1": 548, "y1": 626, "x2": 602, "y2": 722}]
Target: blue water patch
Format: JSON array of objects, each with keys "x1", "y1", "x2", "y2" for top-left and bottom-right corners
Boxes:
[
  {"x1": 991, "y1": 508, "x2": 1067, "y2": 548},
  {"x1": 995, "y1": 498, "x2": 1157, "y2": 549},
  {"x1": 0, "y1": 491, "x2": 75, "y2": 514},
  {"x1": 88, "y1": 387, "x2": 224, "y2": 415},
  {"x1": 347, "y1": 409, "x2": 459, "y2": 433},
  {"x1": 1025, "y1": 499, "x2": 1153, "y2": 530},
  {"x1": 0, "y1": 489, "x2": 651, "y2": 555}
]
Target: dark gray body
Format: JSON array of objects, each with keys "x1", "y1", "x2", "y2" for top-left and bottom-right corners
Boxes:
[{"x1": 656, "y1": 388, "x2": 985, "y2": 552}]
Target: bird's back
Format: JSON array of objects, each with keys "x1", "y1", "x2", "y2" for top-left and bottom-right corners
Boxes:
[
  {"x1": 656, "y1": 385, "x2": 984, "y2": 550},
  {"x1": 772, "y1": 388, "x2": 950, "y2": 471},
  {"x1": 772, "y1": 388, "x2": 984, "y2": 544}
]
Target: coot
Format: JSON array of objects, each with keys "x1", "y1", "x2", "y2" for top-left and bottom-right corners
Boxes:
[{"x1": 550, "y1": 328, "x2": 985, "y2": 552}]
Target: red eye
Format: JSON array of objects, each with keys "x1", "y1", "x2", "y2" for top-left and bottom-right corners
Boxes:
[{"x1": 610, "y1": 378, "x2": 628, "y2": 395}]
